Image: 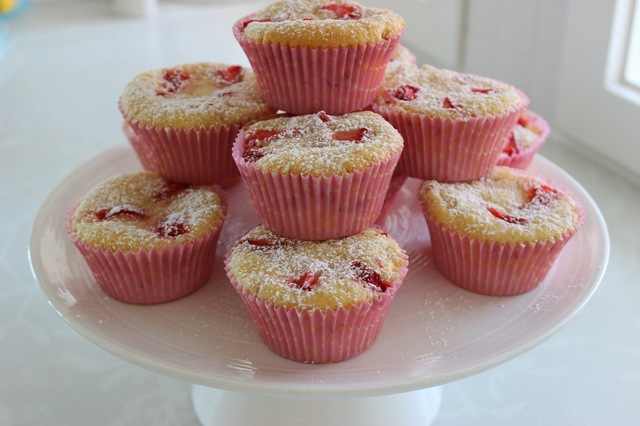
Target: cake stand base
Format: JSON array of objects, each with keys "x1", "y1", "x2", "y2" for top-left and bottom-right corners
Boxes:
[{"x1": 191, "y1": 385, "x2": 443, "y2": 426}]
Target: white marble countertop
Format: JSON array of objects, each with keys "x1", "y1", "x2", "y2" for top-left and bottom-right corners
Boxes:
[{"x1": 2, "y1": 2, "x2": 639, "y2": 425}]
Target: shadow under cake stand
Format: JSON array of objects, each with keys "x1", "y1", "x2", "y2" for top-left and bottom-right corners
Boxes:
[{"x1": 29, "y1": 145, "x2": 609, "y2": 426}]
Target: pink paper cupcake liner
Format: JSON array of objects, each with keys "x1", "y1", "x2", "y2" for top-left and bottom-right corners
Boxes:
[
  {"x1": 122, "y1": 121, "x2": 158, "y2": 172},
  {"x1": 496, "y1": 111, "x2": 550, "y2": 170},
  {"x1": 225, "y1": 254, "x2": 408, "y2": 364},
  {"x1": 233, "y1": 131, "x2": 401, "y2": 240},
  {"x1": 374, "y1": 174, "x2": 408, "y2": 226},
  {"x1": 233, "y1": 16, "x2": 401, "y2": 115},
  {"x1": 66, "y1": 196, "x2": 227, "y2": 304},
  {"x1": 121, "y1": 108, "x2": 241, "y2": 187},
  {"x1": 420, "y1": 199, "x2": 585, "y2": 296},
  {"x1": 373, "y1": 104, "x2": 524, "y2": 182}
]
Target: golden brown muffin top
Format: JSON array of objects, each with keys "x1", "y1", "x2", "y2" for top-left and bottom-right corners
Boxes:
[
  {"x1": 119, "y1": 62, "x2": 275, "y2": 129},
  {"x1": 69, "y1": 172, "x2": 226, "y2": 252},
  {"x1": 236, "y1": 110, "x2": 404, "y2": 176},
  {"x1": 227, "y1": 226, "x2": 408, "y2": 311},
  {"x1": 237, "y1": 0, "x2": 404, "y2": 48},
  {"x1": 374, "y1": 62, "x2": 528, "y2": 119},
  {"x1": 419, "y1": 167, "x2": 582, "y2": 244}
]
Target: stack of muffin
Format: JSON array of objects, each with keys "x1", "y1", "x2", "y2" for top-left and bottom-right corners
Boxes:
[{"x1": 66, "y1": 0, "x2": 585, "y2": 364}]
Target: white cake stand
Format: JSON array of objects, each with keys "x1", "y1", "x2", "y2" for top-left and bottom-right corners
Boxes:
[{"x1": 29, "y1": 145, "x2": 609, "y2": 426}]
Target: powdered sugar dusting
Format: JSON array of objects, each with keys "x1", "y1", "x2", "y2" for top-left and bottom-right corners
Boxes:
[
  {"x1": 70, "y1": 172, "x2": 226, "y2": 251},
  {"x1": 228, "y1": 226, "x2": 408, "y2": 310},
  {"x1": 240, "y1": 110, "x2": 403, "y2": 176},
  {"x1": 241, "y1": 0, "x2": 404, "y2": 48},
  {"x1": 420, "y1": 167, "x2": 582, "y2": 243},
  {"x1": 375, "y1": 62, "x2": 528, "y2": 119}
]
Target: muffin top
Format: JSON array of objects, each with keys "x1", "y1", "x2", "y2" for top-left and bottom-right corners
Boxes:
[
  {"x1": 227, "y1": 226, "x2": 408, "y2": 311},
  {"x1": 119, "y1": 62, "x2": 275, "y2": 129},
  {"x1": 500, "y1": 110, "x2": 549, "y2": 158},
  {"x1": 419, "y1": 167, "x2": 582, "y2": 244},
  {"x1": 373, "y1": 62, "x2": 528, "y2": 120},
  {"x1": 235, "y1": 110, "x2": 404, "y2": 176},
  {"x1": 68, "y1": 172, "x2": 226, "y2": 252},
  {"x1": 236, "y1": 0, "x2": 404, "y2": 48}
]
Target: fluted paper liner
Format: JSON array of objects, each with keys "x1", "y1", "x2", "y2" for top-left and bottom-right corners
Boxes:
[
  {"x1": 233, "y1": 15, "x2": 401, "y2": 115},
  {"x1": 120, "y1": 102, "x2": 241, "y2": 187},
  {"x1": 233, "y1": 130, "x2": 401, "y2": 240},
  {"x1": 420, "y1": 196, "x2": 585, "y2": 296},
  {"x1": 225, "y1": 253, "x2": 408, "y2": 363},
  {"x1": 372, "y1": 104, "x2": 525, "y2": 182},
  {"x1": 496, "y1": 110, "x2": 550, "y2": 170},
  {"x1": 122, "y1": 121, "x2": 157, "y2": 171},
  {"x1": 65, "y1": 195, "x2": 227, "y2": 304}
]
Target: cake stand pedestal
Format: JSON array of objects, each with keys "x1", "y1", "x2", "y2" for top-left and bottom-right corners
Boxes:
[
  {"x1": 29, "y1": 145, "x2": 609, "y2": 426},
  {"x1": 191, "y1": 385, "x2": 442, "y2": 426}
]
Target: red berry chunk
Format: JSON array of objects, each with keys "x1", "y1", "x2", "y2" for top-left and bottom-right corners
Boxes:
[
  {"x1": 153, "y1": 182, "x2": 189, "y2": 201},
  {"x1": 95, "y1": 205, "x2": 147, "y2": 221},
  {"x1": 392, "y1": 85, "x2": 419, "y2": 101},
  {"x1": 517, "y1": 114, "x2": 529, "y2": 127},
  {"x1": 526, "y1": 184, "x2": 559, "y2": 206},
  {"x1": 317, "y1": 111, "x2": 331, "y2": 123},
  {"x1": 241, "y1": 18, "x2": 271, "y2": 30},
  {"x1": 242, "y1": 237, "x2": 292, "y2": 249},
  {"x1": 154, "y1": 216, "x2": 188, "y2": 238},
  {"x1": 332, "y1": 127, "x2": 368, "y2": 142},
  {"x1": 243, "y1": 129, "x2": 283, "y2": 162},
  {"x1": 442, "y1": 97, "x2": 463, "y2": 109},
  {"x1": 350, "y1": 260, "x2": 390, "y2": 293},
  {"x1": 502, "y1": 134, "x2": 519, "y2": 156},
  {"x1": 471, "y1": 87, "x2": 492, "y2": 94},
  {"x1": 322, "y1": 3, "x2": 362, "y2": 19},
  {"x1": 289, "y1": 271, "x2": 322, "y2": 291},
  {"x1": 487, "y1": 206, "x2": 527, "y2": 225},
  {"x1": 217, "y1": 65, "x2": 243, "y2": 84},
  {"x1": 157, "y1": 69, "x2": 190, "y2": 96}
]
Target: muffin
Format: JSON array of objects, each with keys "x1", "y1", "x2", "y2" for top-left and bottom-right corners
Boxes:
[
  {"x1": 119, "y1": 62, "x2": 276, "y2": 187},
  {"x1": 419, "y1": 166, "x2": 584, "y2": 296},
  {"x1": 66, "y1": 171, "x2": 227, "y2": 304},
  {"x1": 232, "y1": 110, "x2": 404, "y2": 240},
  {"x1": 372, "y1": 62, "x2": 529, "y2": 182},
  {"x1": 225, "y1": 226, "x2": 409, "y2": 363},
  {"x1": 233, "y1": 0, "x2": 404, "y2": 115},
  {"x1": 496, "y1": 110, "x2": 549, "y2": 170}
]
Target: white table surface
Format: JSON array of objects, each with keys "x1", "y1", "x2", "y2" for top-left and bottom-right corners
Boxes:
[{"x1": 1, "y1": 2, "x2": 639, "y2": 425}]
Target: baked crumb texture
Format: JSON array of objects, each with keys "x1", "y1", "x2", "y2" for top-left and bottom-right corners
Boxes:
[
  {"x1": 119, "y1": 62, "x2": 276, "y2": 186},
  {"x1": 67, "y1": 171, "x2": 227, "y2": 304},
  {"x1": 496, "y1": 110, "x2": 550, "y2": 169},
  {"x1": 238, "y1": 0, "x2": 405, "y2": 48},
  {"x1": 120, "y1": 62, "x2": 274, "y2": 130},
  {"x1": 419, "y1": 166, "x2": 584, "y2": 296},
  {"x1": 225, "y1": 226, "x2": 408, "y2": 363},
  {"x1": 233, "y1": 1, "x2": 404, "y2": 114},
  {"x1": 372, "y1": 63, "x2": 529, "y2": 182},
  {"x1": 232, "y1": 111, "x2": 404, "y2": 240}
]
